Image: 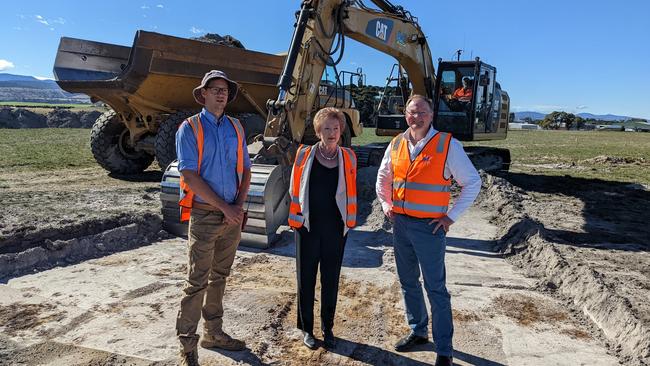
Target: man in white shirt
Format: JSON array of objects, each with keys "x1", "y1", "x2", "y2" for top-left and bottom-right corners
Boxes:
[{"x1": 375, "y1": 95, "x2": 481, "y2": 366}]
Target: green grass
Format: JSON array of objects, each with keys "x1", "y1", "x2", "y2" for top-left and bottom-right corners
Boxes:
[
  {"x1": 352, "y1": 131, "x2": 392, "y2": 145},
  {"x1": 0, "y1": 129, "x2": 95, "y2": 172},
  {"x1": 466, "y1": 130, "x2": 650, "y2": 184},
  {"x1": 1, "y1": 128, "x2": 649, "y2": 184},
  {"x1": 355, "y1": 129, "x2": 650, "y2": 185}
]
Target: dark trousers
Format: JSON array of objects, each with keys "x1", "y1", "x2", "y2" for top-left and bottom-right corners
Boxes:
[{"x1": 295, "y1": 225, "x2": 346, "y2": 334}]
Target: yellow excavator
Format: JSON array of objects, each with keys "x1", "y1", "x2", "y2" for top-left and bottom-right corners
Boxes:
[
  {"x1": 161, "y1": 0, "x2": 511, "y2": 248},
  {"x1": 257, "y1": 0, "x2": 510, "y2": 167}
]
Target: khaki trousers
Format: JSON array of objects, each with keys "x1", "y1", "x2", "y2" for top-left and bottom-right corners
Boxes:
[{"x1": 176, "y1": 208, "x2": 241, "y2": 352}]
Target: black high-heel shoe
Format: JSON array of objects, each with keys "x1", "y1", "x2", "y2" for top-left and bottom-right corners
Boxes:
[{"x1": 323, "y1": 329, "x2": 336, "y2": 348}]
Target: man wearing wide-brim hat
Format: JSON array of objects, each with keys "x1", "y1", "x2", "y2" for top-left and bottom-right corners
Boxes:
[{"x1": 175, "y1": 70, "x2": 252, "y2": 365}]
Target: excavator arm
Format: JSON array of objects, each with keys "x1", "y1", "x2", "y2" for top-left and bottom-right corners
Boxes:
[{"x1": 261, "y1": 0, "x2": 435, "y2": 164}]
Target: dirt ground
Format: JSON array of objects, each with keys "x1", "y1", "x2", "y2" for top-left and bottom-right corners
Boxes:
[{"x1": 0, "y1": 162, "x2": 648, "y2": 365}]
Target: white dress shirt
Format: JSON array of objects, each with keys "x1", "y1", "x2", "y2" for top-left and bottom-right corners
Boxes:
[{"x1": 375, "y1": 126, "x2": 481, "y2": 222}]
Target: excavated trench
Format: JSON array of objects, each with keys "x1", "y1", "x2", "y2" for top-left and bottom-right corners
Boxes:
[
  {"x1": 0, "y1": 213, "x2": 169, "y2": 280},
  {"x1": 475, "y1": 172, "x2": 650, "y2": 365}
]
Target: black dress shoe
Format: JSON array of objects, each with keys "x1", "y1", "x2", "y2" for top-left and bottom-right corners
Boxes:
[
  {"x1": 322, "y1": 329, "x2": 336, "y2": 348},
  {"x1": 434, "y1": 355, "x2": 453, "y2": 366},
  {"x1": 303, "y1": 332, "x2": 316, "y2": 350},
  {"x1": 394, "y1": 332, "x2": 428, "y2": 352}
]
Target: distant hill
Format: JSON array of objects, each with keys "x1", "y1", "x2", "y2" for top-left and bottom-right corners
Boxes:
[
  {"x1": 515, "y1": 111, "x2": 637, "y2": 122},
  {"x1": 0, "y1": 73, "x2": 90, "y2": 104},
  {"x1": 514, "y1": 112, "x2": 546, "y2": 121},
  {"x1": 0, "y1": 73, "x2": 43, "y2": 82},
  {"x1": 576, "y1": 113, "x2": 633, "y2": 121}
]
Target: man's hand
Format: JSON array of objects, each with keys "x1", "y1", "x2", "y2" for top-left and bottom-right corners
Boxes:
[
  {"x1": 384, "y1": 208, "x2": 395, "y2": 222},
  {"x1": 428, "y1": 215, "x2": 454, "y2": 234},
  {"x1": 222, "y1": 204, "x2": 244, "y2": 226}
]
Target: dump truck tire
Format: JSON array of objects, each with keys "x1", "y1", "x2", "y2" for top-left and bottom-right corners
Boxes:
[
  {"x1": 90, "y1": 110, "x2": 154, "y2": 174},
  {"x1": 155, "y1": 111, "x2": 195, "y2": 170}
]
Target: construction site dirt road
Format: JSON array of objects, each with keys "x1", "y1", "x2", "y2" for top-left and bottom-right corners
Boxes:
[{"x1": 1, "y1": 165, "x2": 648, "y2": 365}]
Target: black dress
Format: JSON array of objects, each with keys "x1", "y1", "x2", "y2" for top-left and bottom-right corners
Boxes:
[{"x1": 296, "y1": 158, "x2": 347, "y2": 334}]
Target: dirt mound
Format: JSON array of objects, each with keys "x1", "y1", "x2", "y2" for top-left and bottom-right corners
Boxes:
[
  {"x1": 356, "y1": 166, "x2": 391, "y2": 231},
  {"x1": 46, "y1": 109, "x2": 102, "y2": 128},
  {"x1": 479, "y1": 172, "x2": 650, "y2": 365},
  {"x1": 582, "y1": 155, "x2": 647, "y2": 165},
  {"x1": 0, "y1": 107, "x2": 103, "y2": 129},
  {"x1": 0, "y1": 107, "x2": 47, "y2": 128},
  {"x1": 0, "y1": 213, "x2": 167, "y2": 280},
  {"x1": 191, "y1": 33, "x2": 245, "y2": 49}
]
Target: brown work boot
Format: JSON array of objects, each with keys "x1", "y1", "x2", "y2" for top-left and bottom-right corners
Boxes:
[
  {"x1": 200, "y1": 331, "x2": 246, "y2": 351},
  {"x1": 178, "y1": 346, "x2": 200, "y2": 366}
]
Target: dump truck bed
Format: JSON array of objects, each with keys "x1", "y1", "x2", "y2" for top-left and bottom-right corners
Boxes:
[{"x1": 54, "y1": 30, "x2": 284, "y2": 120}]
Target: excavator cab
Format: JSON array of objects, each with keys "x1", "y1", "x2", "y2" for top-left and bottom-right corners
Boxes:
[
  {"x1": 376, "y1": 59, "x2": 508, "y2": 142},
  {"x1": 433, "y1": 59, "x2": 508, "y2": 141}
]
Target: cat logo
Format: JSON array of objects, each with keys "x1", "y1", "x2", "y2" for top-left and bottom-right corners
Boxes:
[
  {"x1": 376, "y1": 21, "x2": 388, "y2": 41},
  {"x1": 319, "y1": 85, "x2": 329, "y2": 95},
  {"x1": 365, "y1": 19, "x2": 393, "y2": 43}
]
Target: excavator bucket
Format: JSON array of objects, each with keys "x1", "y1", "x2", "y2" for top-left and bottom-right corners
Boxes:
[
  {"x1": 241, "y1": 164, "x2": 291, "y2": 247},
  {"x1": 160, "y1": 161, "x2": 290, "y2": 248}
]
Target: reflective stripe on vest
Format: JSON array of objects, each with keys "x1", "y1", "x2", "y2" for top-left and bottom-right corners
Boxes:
[
  {"x1": 341, "y1": 147, "x2": 357, "y2": 228},
  {"x1": 178, "y1": 114, "x2": 245, "y2": 222},
  {"x1": 390, "y1": 131, "x2": 452, "y2": 219},
  {"x1": 288, "y1": 145, "x2": 357, "y2": 229}
]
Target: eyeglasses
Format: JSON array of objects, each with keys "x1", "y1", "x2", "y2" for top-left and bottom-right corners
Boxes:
[
  {"x1": 205, "y1": 87, "x2": 229, "y2": 95},
  {"x1": 405, "y1": 110, "x2": 431, "y2": 118}
]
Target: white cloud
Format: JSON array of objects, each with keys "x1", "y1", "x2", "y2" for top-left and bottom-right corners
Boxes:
[
  {"x1": 141, "y1": 5, "x2": 150, "y2": 9},
  {"x1": 34, "y1": 76, "x2": 54, "y2": 80},
  {"x1": 35, "y1": 15, "x2": 49, "y2": 26},
  {"x1": 156, "y1": 4, "x2": 164, "y2": 8},
  {"x1": 190, "y1": 26, "x2": 203, "y2": 34},
  {"x1": 0, "y1": 59, "x2": 15, "y2": 71},
  {"x1": 52, "y1": 17, "x2": 66, "y2": 25},
  {"x1": 576, "y1": 105, "x2": 588, "y2": 110}
]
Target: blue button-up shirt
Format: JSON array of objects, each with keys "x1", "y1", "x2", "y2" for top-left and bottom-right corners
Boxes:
[{"x1": 176, "y1": 108, "x2": 251, "y2": 204}]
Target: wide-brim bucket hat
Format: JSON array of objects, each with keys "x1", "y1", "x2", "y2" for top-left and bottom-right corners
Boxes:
[{"x1": 193, "y1": 70, "x2": 238, "y2": 105}]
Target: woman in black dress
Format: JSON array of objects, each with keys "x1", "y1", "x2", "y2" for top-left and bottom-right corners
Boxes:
[{"x1": 287, "y1": 107, "x2": 357, "y2": 349}]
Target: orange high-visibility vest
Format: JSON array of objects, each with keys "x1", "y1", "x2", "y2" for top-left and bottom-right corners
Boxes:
[
  {"x1": 288, "y1": 144, "x2": 357, "y2": 229},
  {"x1": 452, "y1": 87, "x2": 473, "y2": 102},
  {"x1": 178, "y1": 113, "x2": 245, "y2": 222},
  {"x1": 390, "y1": 131, "x2": 452, "y2": 218}
]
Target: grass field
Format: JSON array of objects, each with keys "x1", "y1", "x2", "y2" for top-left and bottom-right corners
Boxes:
[
  {"x1": 0, "y1": 129, "x2": 94, "y2": 173},
  {"x1": 1, "y1": 129, "x2": 649, "y2": 185},
  {"x1": 465, "y1": 130, "x2": 650, "y2": 184},
  {"x1": 356, "y1": 129, "x2": 650, "y2": 184}
]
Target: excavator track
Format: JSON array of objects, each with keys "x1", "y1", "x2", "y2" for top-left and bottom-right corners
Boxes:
[
  {"x1": 160, "y1": 162, "x2": 290, "y2": 248},
  {"x1": 352, "y1": 143, "x2": 389, "y2": 168}
]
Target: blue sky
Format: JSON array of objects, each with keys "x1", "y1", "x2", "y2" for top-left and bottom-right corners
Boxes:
[{"x1": 1, "y1": 0, "x2": 649, "y2": 119}]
